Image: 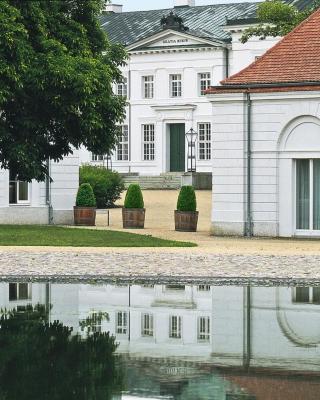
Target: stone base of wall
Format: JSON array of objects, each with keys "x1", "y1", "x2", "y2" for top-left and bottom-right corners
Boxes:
[
  {"x1": 52, "y1": 210, "x2": 74, "y2": 225},
  {"x1": 0, "y1": 207, "x2": 74, "y2": 225},
  {"x1": 211, "y1": 221, "x2": 279, "y2": 237},
  {"x1": 181, "y1": 172, "x2": 212, "y2": 190},
  {"x1": 0, "y1": 207, "x2": 49, "y2": 224},
  {"x1": 211, "y1": 222, "x2": 245, "y2": 236}
]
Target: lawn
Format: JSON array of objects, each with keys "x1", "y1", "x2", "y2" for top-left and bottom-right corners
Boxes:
[{"x1": 0, "y1": 225, "x2": 196, "y2": 247}]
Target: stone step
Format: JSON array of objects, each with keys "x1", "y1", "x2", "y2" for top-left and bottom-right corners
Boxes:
[{"x1": 122, "y1": 173, "x2": 183, "y2": 190}]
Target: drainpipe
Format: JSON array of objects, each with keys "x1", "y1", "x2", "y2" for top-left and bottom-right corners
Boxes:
[
  {"x1": 245, "y1": 91, "x2": 253, "y2": 237},
  {"x1": 46, "y1": 158, "x2": 53, "y2": 225},
  {"x1": 224, "y1": 47, "x2": 229, "y2": 79},
  {"x1": 243, "y1": 286, "x2": 251, "y2": 370},
  {"x1": 128, "y1": 64, "x2": 132, "y2": 173}
]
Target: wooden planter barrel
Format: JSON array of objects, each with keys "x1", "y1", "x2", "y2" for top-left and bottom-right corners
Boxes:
[
  {"x1": 122, "y1": 208, "x2": 145, "y2": 229},
  {"x1": 175, "y1": 210, "x2": 199, "y2": 232},
  {"x1": 74, "y1": 206, "x2": 96, "y2": 226}
]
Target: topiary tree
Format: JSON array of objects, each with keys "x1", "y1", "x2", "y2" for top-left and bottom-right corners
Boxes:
[
  {"x1": 76, "y1": 183, "x2": 96, "y2": 207},
  {"x1": 80, "y1": 165, "x2": 125, "y2": 208},
  {"x1": 177, "y1": 186, "x2": 197, "y2": 212},
  {"x1": 124, "y1": 184, "x2": 144, "y2": 209}
]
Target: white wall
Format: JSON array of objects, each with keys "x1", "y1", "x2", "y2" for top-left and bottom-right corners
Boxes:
[{"x1": 209, "y1": 91, "x2": 320, "y2": 237}]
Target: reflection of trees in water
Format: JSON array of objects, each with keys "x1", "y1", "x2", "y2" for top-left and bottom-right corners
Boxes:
[{"x1": 0, "y1": 304, "x2": 122, "y2": 400}]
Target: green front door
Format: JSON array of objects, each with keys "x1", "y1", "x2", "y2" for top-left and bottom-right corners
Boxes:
[{"x1": 170, "y1": 124, "x2": 185, "y2": 172}]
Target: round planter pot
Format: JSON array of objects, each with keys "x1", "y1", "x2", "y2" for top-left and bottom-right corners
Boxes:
[
  {"x1": 122, "y1": 208, "x2": 145, "y2": 229},
  {"x1": 175, "y1": 210, "x2": 199, "y2": 232},
  {"x1": 74, "y1": 206, "x2": 96, "y2": 226}
]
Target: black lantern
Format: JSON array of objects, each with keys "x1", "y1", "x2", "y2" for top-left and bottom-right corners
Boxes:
[{"x1": 186, "y1": 128, "x2": 198, "y2": 173}]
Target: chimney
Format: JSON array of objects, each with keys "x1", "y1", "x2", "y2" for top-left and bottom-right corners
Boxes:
[
  {"x1": 174, "y1": 0, "x2": 195, "y2": 7},
  {"x1": 104, "y1": 3, "x2": 123, "y2": 13}
]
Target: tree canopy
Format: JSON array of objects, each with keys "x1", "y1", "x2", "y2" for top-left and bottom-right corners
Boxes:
[
  {"x1": 241, "y1": 0, "x2": 320, "y2": 43},
  {"x1": 0, "y1": 0, "x2": 127, "y2": 181}
]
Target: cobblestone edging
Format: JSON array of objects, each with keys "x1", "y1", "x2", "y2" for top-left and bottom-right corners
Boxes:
[{"x1": 1, "y1": 251, "x2": 320, "y2": 286}]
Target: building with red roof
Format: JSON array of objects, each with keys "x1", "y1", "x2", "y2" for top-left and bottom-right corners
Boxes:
[{"x1": 207, "y1": 8, "x2": 320, "y2": 237}]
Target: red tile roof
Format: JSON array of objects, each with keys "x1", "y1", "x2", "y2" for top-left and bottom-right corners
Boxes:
[{"x1": 220, "y1": 7, "x2": 320, "y2": 87}]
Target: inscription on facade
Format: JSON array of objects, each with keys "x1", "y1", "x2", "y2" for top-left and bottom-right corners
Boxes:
[{"x1": 163, "y1": 39, "x2": 189, "y2": 44}]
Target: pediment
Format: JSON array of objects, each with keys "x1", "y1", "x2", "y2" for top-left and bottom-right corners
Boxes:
[{"x1": 127, "y1": 30, "x2": 224, "y2": 52}]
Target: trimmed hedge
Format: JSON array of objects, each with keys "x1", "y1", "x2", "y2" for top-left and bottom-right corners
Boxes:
[
  {"x1": 177, "y1": 186, "x2": 197, "y2": 212},
  {"x1": 124, "y1": 184, "x2": 144, "y2": 209},
  {"x1": 76, "y1": 183, "x2": 96, "y2": 207},
  {"x1": 80, "y1": 165, "x2": 125, "y2": 208}
]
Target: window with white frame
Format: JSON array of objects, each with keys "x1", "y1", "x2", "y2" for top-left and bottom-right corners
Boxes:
[
  {"x1": 198, "y1": 316, "x2": 210, "y2": 342},
  {"x1": 117, "y1": 125, "x2": 129, "y2": 161},
  {"x1": 198, "y1": 123, "x2": 211, "y2": 160},
  {"x1": 169, "y1": 315, "x2": 182, "y2": 339},
  {"x1": 170, "y1": 74, "x2": 182, "y2": 97},
  {"x1": 142, "y1": 76, "x2": 154, "y2": 99},
  {"x1": 293, "y1": 287, "x2": 320, "y2": 304},
  {"x1": 199, "y1": 72, "x2": 211, "y2": 96},
  {"x1": 9, "y1": 283, "x2": 31, "y2": 301},
  {"x1": 91, "y1": 154, "x2": 104, "y2": 162},
  {"x1": 116, "y1": 311, "x2": 128, "y2": 334},
  {"x1": 9, "y1": 172, "x2": 29, "y2": 204},
  {"x1": 143, "y1": 124, "x2": 155, "y2": 161},
  {"x1": 117, "y1": 77, "x2": 127, "y2": 97},
  {"x1": 141, "y1": 313, "x2": 154, "y2": 337},
  {"x1": 197, "y1": 285, "x2": 211, "y2": 292},
  {"x1": 165, "y1": 285, "x2": 185, "y2": 291}
]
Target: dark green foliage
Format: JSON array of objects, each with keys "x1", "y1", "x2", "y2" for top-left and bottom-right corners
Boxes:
[
  {"x1": 177, "y1": 186, "x2": 197, "y2": 212},
  {"x1": 241, "y1": 0, "x2": 320, "y2": 43},
  {"x1": 0, "y1": 304, "x2": 122, "y2": 399},
  {"x1": 0, "y1": 0, "x2": 127, "y2": 181},
  {"x1": 76, "y1": 183, "x2": 96, "y2": 207},
  {"x1": 80, "y1": 165, "x2": 125, "y2": 208},
  {"x1": 0, "y1": 225, "x2": 197, "y2": 247},
  {"x1": 124, "y1": 184, "x2": 144, "y2": 209}
]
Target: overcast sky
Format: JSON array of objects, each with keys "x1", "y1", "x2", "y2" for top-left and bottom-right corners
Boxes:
[{"x1": 117, "y1": 0, "x2": 263, "y2": 12}]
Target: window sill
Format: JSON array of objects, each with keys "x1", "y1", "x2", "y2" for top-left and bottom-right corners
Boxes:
[{"x1": 9, "y1": 203, "x2": 31, "y2": 207}]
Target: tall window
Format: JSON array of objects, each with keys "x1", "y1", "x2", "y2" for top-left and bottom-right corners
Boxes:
[
  {"x1": 9, "y1": 172, "x2": 29, "y2": 204},
  {"x1": 143, "y1": 124, "x2": 155, "y2": 161},
  {"x1": 296, "y1": 159, "x2": 320, "y2": 230},
  {"x1": 293, "y1": 287, "x2": 320, "y2": 304},
  {"x1": 198, "y1": 123, "x2": 211, "y2": 160},
  {"x1": 170, "y1": 74, "x2": 182, "y2": 97},
  {"x1": 198, "y1": 316, "x2": 210, "y2": 342},
  {"x1": 199, "y1": 73, "x2": 211, "y2": 96},
  {"x1": 117, "y1": 125, "x2": 129, "y2": 161},
  {"x1": 91, "y1": 154, "x2": 104, "y2": 162},
  {"x1": 117, "y1": 77, "x2": 127, "y2": 97},
  {"x1": 142, "y1": 76, "x2": 154, "y2": 99},
  {"x1": 169, "y1": 315, "x2": 182, "y2": 339},
  {"x1": 141, "y1": 313, "x2": 154, "y2": 337},
  {"x1": 9, "y1": 283, "x2": 31, "y2": 301},
  {"x1": 116, "y1": 311, "x2": 128, "y2": 334}
]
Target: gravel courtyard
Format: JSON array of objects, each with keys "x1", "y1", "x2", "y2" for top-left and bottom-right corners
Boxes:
[{"x1": 1, "y1": 190, "x2": 320, "y2": 284}]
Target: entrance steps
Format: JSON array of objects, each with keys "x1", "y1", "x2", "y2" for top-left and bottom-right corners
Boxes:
[{"x1": 122, "y1": 173, "x2": 183, "y2": 190}]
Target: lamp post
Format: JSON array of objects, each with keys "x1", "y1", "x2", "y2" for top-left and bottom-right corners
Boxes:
[{"x1": 185, "y1": 128, "x2": 198, "y2": 173}]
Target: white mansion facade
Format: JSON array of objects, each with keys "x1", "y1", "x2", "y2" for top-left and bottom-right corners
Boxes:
[{"x1": 79, "y1": 0, "x2": 280, "y2": 176}]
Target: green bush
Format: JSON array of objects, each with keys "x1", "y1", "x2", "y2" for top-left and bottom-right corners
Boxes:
[
  {"x1": 80, "y1": 165, "x2": 125, "y2": 208},
  {"x1": 124, "y1": 184, "x2": 144, "y2": 209},
  {"x1": 177, "y1": 186, "x2": 197, "y2": 212},
  {"x1": 76, "y1": 183, "x2": 96, "y2": 207}
]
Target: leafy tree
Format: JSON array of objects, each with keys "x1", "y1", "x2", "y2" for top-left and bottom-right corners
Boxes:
[
  {"x1": 241, "y1": 0, "x2": 320, "y2": 43},
  {"x1": 0, "y1": 304, "x2": 122, "y2": 399},
  {"x1": 0, "y1": 0, "x2": 127, "y2": 181}
]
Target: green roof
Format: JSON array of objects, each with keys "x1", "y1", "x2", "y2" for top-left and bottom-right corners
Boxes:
[{"x1": 100, "y1": 0, "x2": 315, "y2": 47}]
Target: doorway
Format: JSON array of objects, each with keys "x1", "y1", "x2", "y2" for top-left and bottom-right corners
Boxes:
[{"x1": 169, "y1": 124, "x2": 185, "y2": 172}]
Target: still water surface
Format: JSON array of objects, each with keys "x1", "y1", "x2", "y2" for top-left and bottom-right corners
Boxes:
[{"x1": 1, "y1": 282, "x2": 320, "y2": 399}]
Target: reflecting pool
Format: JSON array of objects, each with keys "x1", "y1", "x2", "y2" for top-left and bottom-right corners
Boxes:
[{"x1": 1, "y1": 282, "x2": 320, "y2": 399}]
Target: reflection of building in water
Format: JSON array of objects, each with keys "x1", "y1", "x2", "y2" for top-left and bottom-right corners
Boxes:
[{"x1": 1, "y1": 283, "x2": 320, "y2": 399}]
